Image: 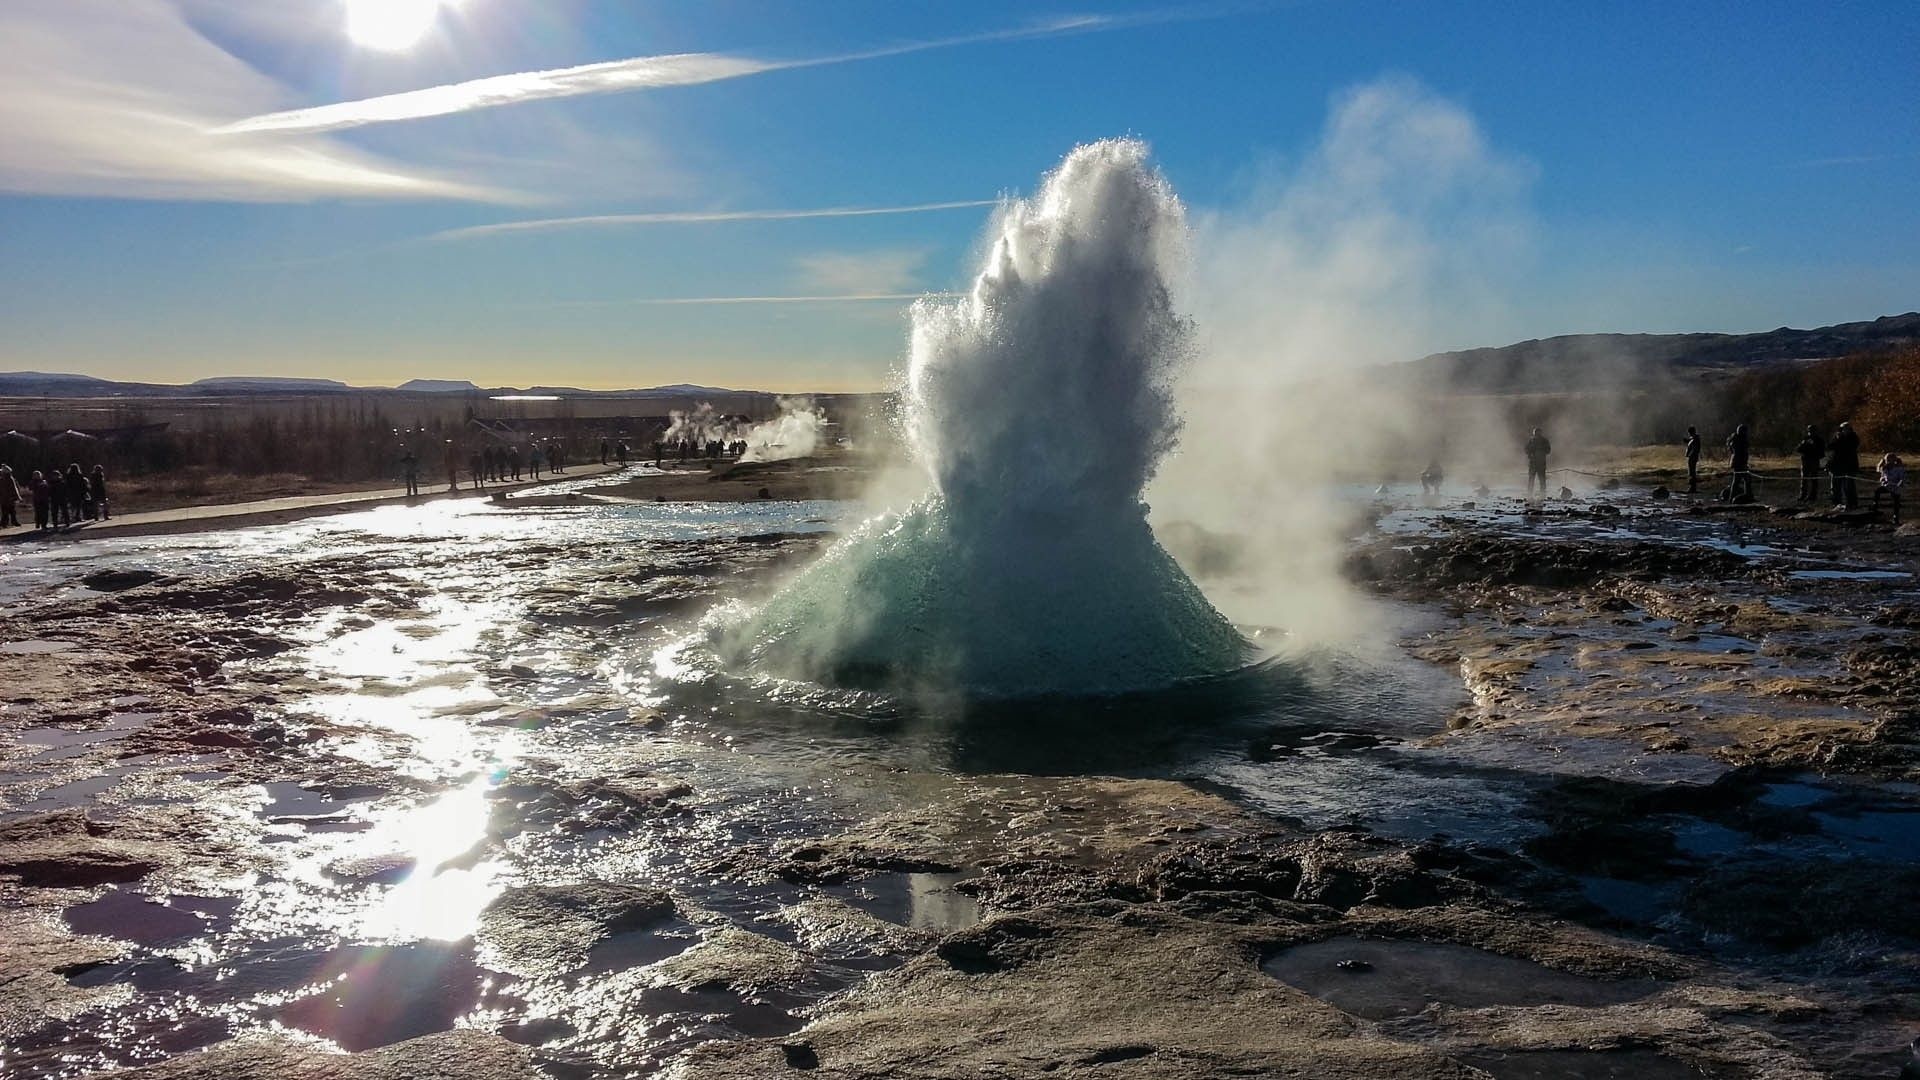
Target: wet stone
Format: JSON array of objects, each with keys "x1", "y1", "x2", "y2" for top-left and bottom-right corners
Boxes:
[
  {"x1": 1261, "y1": 937, "x2": 1661, "y2": 1020},
  {"x1": 477, "y1": 882, "x2": 676, "y2": 977}
]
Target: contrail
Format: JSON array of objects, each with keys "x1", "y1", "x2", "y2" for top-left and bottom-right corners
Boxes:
[
  {"x1": 431, "y1": 200, "x2": 999, "y2": 242},
  {"x1": 212, "y1": 10, "x2": 1218, "y2": 136}
]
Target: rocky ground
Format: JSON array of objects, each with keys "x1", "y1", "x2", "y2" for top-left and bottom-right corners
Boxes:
[{"x1": 0, "y1": 485, "x2": 1916, "y2": 1079}]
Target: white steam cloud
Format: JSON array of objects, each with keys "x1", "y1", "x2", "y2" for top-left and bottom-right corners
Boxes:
[
  {"x1": 1148, "y1": 76, "x2": 1538, "y2": 646},
  {"x1": 740, "y1": 398, "x2": 827, "y2": 463}
]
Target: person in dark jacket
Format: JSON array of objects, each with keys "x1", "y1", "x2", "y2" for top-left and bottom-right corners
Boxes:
[
  {"x1": 1725, "y1": 424, "x2": 1752, "y2": 501},
  {"x1": 46, "y1": 468, "x2": 67, "y2": 527},
  {"x1": 1796, "y1": 426, "x2": 1824, "y2": 502},
  {"x1": 30, "y1": 470, "x2": 50, "y2": 530},
  {"x1": 1524, "y1": 428, "x2": 1552, "y2": 495},
  {"x1": 1828, "y1": 421, "x2": 1861, "y2": 510},
  {"x1": 0, "y1": 465, "x2": 19, "y2": 528},
  {"x1": 88, "y1": 465, "x2": 109, "y2": 520},
  {"x1": 66, "y1": 464, "x2": 90, "y2": 521},
  {"x1": 1684, "y1": 427, "x2": 1702, "y2": 493}
]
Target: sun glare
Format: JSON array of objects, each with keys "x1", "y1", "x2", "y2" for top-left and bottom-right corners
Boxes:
[{"x1": 343, "y1": 0, "x2": 450, "y2": 52}]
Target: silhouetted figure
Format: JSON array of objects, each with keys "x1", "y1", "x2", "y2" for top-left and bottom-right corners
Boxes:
[
  {"x1": 401, "y1": 450, "x2": 421, "y2": 497},
  {"x1": 88, "y1": 465, "x2": 108, "y2": 520},
  {"x1": 1828, "y1": 421, "x2": 1861, "y2": 510},
  {"x1": 616, "y1": 442, "x2": 629, "y2": 465},
  {"x1": 678, "y1": 440, "x2": 690, "y2": 463},
  {"x1": 600, "y1": 439, "x2": 611, "y2": 465},
  {"x1": 1524, "y1": 427, "x2": 1552, "y2": 495},
  {"x1": 30, "y1": 470, "x2": 50, "y2": 530},
  {"x1": 1795, "y1": 426, "x2": 1824, "y2": 502},
  {"x1": 0, "y1": 465, "x2": 18, "y2": 528},
  {"x1": 60, "y1": 464, "x2": 86, "y2": 523},
  {"x1": 1724, "y1": 424, "x2": 1752, "y2": 501},
  {"x1": 46, "y1": 468, "x2": 67, "y2": 527},
  {"x1": 1872, "y1": 452, "x2": 1905, "y2": 523},
  {"x1": 510, "y1": 447, "x2": 524, "y2": 481},
  {"x1": 1419, "y1": 459, "x2": 1444, "y2": 495},
  {"x1": 528, "y1": 444, "x2": 544, "y2": 478},
  {"x1": 652, "y1": 440, "x2": 663, "y2": 466},
  {"x1": 470, "y1": 452, "x2": 486, "y2": 490},
  {"x1": 548, "y1": 440, "x2": 565, "y2": 473},
  {"x1": 1683, "y1": 427, "x2": 1702, "y2": 493}
]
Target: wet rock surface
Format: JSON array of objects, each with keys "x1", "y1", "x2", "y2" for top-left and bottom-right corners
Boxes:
[{"x1": 1, "y1": 489, "x2": 1917, "y2": 1078}]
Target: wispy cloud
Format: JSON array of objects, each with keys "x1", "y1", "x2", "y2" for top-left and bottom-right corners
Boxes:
[
  {"x1": 430, "y1": 200, "x2": 996, "y2": 242},
  {"x1": 216, "y1": 10, "x2": 1209, "y2": 136},
  {"x1": 1790, "y1": 151, "x2": 1920, "y2": 169},
  {"x1": 549, "y1": 293, "x2": 956, "y2": 307},
  {"x1": 0, "y1": 0, "x2": 512, "y2": 202}
]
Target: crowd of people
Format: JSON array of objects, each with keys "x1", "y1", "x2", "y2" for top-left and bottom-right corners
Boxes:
[
  {"x1": 1512, "y1": 420, "x2": 1903, "y2": 523},
  {"x1": 0, "y1": 463, "x2": 109, "y2": 531}
]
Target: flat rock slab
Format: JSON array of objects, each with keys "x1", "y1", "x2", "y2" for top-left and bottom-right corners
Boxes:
[{"x1": 476, "y1": 881, "x2": 675, "y2": 977}]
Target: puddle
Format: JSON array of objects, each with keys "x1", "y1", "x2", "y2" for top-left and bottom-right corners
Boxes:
[
  {"x1": 259, "y1": 781, "x2": 356, "y2": 818},
  {"x1": 1788, "y1": 569, "x2": 1912, "y2": 582},
  {"x1": 0, "y1": 639, "x2": 79, "y2": 655},
  {"x1": 23, "y1": 773, "x2": 124, "y2": 812},
  {"x1": 1813, "y1": 808, "x2": 1920, "y2": 862},
  {"x1": 1261, "y1": 937, "x2": 1660, "y2": 1019},
  {"x1": 838, "y1": 872, "x2": 983, "y2": 933},
  {"x1": 19, "y1": 713, "x2": 158, "y2": 760},
  {"x1": 65, "y1": 888, "x2": 231, "y2": 947},
  {"x1": 1459, "y1": 1049, "x2": 1726, "y2": 1079},
  {"x1": 273, "y1": 941, "x2": 514, "y2": 1052}
]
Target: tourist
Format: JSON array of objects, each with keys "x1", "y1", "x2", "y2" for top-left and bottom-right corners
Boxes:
[
  {"x1": 1796, "y1": 425, "x2": 1824, "y2": 502},
  {"x1": 30, "y1": 470, "x2": 50, "y2": 530},
  {"x1": 1524, "y1": 427, "x2": 1552, "y2": 495},
  {"x1": 1683, "y1": 427, "x2": 1702, "y2": 493},
  {"x1": 469, "y1": 451, "x2": 486, "y2": 490},
  {"x1": 46, "y1": 467, "x2": 67, "y2": 527},
  {"x1": 1872, "y1": 452, "x2": 1905, "y2": 523},
  {"x1": 510, "y1": 446, "x2": 524, "y2": 481},
  {"x1": 401, "y1": 450, "x2": 421, "y2": 498},
  {"x1": 65, "y1": 464, "x2": 89, "y2": 522},
  {"x1": 551, "y1": 440, "x2": 565, "y2": 472},
  {"x1": 616, "y1": 442, "x2": 629, "y2": 465},
  {"x1": 600, "y1": 439, "x2": 610, "y2": 465},
  {"x1": 528, "y1": 443, "x2": 544, "y2": 478},
  {"x1": 88, "y1": 465, "x2": 108, "y2": 520},
  {"x1": 1419, "y1": 459, "x2": 1444, "y2": 495},
  {"x1": 1724, "y1": 424, "x2": 1752, "y2": 501},
  {"x1": 1828, "y1": 421, "x2": 1861, "y2": 510},
  {"x1": 0, "y1": 465, "x2": 18, "y2": 528}
]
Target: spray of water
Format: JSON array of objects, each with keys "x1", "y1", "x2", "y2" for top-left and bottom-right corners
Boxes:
[{"x1": 716, "y1": 139, "x2": 1247, "y2": 697}]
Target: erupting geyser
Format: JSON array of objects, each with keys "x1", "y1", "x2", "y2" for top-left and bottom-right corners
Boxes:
[{"x1": 719, "y1": 139, "x2": 1247, "y2": 697}]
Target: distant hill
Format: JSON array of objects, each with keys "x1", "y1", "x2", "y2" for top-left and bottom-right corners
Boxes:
[
  {"x1": 191, "y1": 376, "x2": 352, "y2": 392},
  {"x1": 1408, "y1": 312, "x2": 1920, "y2": 393},
  {"x1": 397, "y1": 379, "x2": 481, "y2": 393}
]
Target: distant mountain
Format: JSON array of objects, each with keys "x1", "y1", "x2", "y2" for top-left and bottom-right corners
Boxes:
[
  {"x1": 190, "y1": 376, "x2": 352, "y2": 392},
  {"x1": 1408, "y1": 312, "x2": 1920, "y2": 393},
  {"x1": 0, "y1": 371, "x2": 135, "y2": 395},
  {"x1": 397, "y1": 379, "x2": 481, "y2": 393}
]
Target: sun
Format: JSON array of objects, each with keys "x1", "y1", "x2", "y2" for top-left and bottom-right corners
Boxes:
[{"x1": 343, "y1": 0, "x2": 451, "y2": 52}]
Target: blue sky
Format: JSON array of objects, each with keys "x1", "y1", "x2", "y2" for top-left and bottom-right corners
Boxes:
[{"x1": 0, "y1": 0, "x2": 1914, "y2": 390}]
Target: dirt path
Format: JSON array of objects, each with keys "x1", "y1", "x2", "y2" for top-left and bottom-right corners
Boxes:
[{"x1": 0, "y1": 463, "x2": 627, "y2": 543}]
